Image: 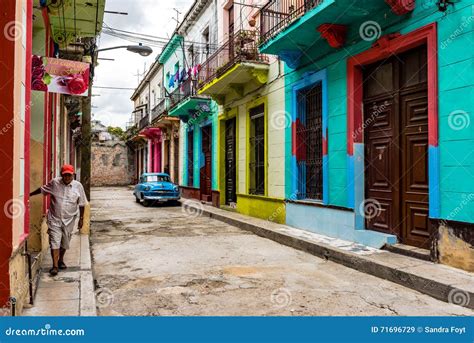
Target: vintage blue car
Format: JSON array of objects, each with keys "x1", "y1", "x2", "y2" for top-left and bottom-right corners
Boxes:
[{"x1": 133, "y1": 173, "x2": 180, "y2": 206}]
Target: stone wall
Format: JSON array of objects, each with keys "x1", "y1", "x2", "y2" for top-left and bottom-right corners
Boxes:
[{"x1": 91, "y1": 141, "x2": 133, "y2": 186}]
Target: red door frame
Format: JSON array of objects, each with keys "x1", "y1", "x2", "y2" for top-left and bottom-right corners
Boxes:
[
  {"x1": 0, "y1": 0, "x2": 17, "y2": 306},
  {"x1": 23, "y1": 0, "x2": 33, "y2": 241},
  {"x1": 347, "y1": 23, "x2": 440, "y2": 227}
]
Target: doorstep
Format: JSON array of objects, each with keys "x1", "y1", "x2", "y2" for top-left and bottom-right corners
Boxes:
[{"x1": 183, "y1": 201, "x2": 474, "y2": 310}]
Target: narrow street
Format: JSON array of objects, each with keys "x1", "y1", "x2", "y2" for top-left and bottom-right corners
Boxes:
[{"x1": 90, "y1": 187, "x2": 472, "y2": 316}]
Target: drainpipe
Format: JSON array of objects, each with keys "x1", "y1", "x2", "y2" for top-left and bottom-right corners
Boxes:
[
  {"x1": 9, "y1": 297, "x2": 16, "y2": 316},
  {"x1": 21, "y1": 241, "x2": 34, "y2": 305}
]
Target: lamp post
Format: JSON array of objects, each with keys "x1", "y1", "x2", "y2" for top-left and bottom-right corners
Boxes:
[
  {"x1": 97, "y1": 43, "x2": 153, "y2": 56},
  {"x1": 80, "y1": 43, "x2": 153, "y2": 200}
]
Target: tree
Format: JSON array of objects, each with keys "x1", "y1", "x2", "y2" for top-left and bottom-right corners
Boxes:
[{"x1": 107, "y1": 126, "x2": 126, "y2": 140}]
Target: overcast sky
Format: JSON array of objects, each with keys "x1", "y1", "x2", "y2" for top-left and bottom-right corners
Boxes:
[{"x1": 92, "y1": 0, "x2": 194, "y2": 129}]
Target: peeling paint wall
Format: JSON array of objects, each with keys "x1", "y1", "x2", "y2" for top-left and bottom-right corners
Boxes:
[{"x1": 436, "y1": 223, "x2": 474, "y2": 272}]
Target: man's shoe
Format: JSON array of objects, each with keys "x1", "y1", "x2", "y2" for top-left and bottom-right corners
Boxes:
[
  {"x1": 49, "y1": 267, "x2": 58, "y2": 276},
  {"x1": 58, "y1": 261, "x2": 67, "y2": 270}
]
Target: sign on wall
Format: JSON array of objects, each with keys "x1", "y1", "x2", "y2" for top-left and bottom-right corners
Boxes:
[{"x1": 31, "y1": 55, "x2": 90, "y2": 96}]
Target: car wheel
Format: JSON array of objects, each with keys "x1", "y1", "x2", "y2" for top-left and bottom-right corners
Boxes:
[
  {"x1": 135, "y1": 196, "x2": 140, "y2": 203},
  {"x1": 142, "y1": 199, "x2": 151, "y2": 207}
]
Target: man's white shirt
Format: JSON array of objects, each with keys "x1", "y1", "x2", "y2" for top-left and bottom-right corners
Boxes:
[{"x1": 41, "y1": 177, "x2": 87, "y2": 226}]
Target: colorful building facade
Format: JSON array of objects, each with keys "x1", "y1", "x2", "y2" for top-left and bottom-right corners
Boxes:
[
  {"x1": 0, "y1": 0, "x2": 105, "y2": 314},
  {"x1": 128, "y1": 0, "x2": 472, "y2": 271},
  {"x1": 258, "y1": 0, "x2": 474, "y2": 270},
  {"x1": 197, "y1": 1, "x2": 287, "y2": 222},
  {"x1": 164, "y1": 1, "x2": 221, "y2": 204}
]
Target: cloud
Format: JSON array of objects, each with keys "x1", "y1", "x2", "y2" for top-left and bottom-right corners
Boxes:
[{"x1": 92, "y1": 0, "x2": 194, "y2": 129}]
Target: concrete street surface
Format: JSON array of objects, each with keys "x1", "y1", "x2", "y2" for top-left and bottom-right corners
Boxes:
[{"x1": 90, "y1": 187, "x2": 473, "y2": 316}]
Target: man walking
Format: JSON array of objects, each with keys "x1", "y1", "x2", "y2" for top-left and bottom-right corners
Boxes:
[{"x1": 30, "y1": 164, "x2": 87, "y2": 276}]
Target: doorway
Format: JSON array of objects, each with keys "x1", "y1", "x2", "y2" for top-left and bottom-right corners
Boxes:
[
  {"x1": 225, "y1": 118, "x2": 236, "y2": 205},
  {"x1": 200, "y1": 125, "x2": 212, "y2": 202},
  {"x1": 363, "y1": 45, "x2": 432, "y2": 248}
]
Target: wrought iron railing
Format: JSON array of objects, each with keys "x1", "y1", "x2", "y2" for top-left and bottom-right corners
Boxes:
[
  {"x1": 198, "y1": 30, "x2": 269, "y2": 88},
  {"x1": 151, "y1": 98, "x2": 167, "y2": 121},
  {"x1": 260, "y1": 0, "x2": 324, "y2": 45},
  {"x1": 138, "y1": 114, "x2": 149, "y2": 130},
  {"x1": 169, "y1": 77, "x2": 198, "y2": 108}
]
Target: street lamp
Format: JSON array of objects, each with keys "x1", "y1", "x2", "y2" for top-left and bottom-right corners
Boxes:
[{"x1": 96, "y1": 43, "x2": 153, "y2": 57}]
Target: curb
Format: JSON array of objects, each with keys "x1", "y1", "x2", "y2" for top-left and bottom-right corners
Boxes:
[
  {"x1": 79, "y1": 234, "x2": 97, "y2": 316},
  {"x1": 184, "y1": 203, "x2": 474, "y2": 310}
]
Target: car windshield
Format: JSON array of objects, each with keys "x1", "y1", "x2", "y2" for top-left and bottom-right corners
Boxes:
[{"x1": 145, "y1": 175, "x2": 170, "y2": 183}]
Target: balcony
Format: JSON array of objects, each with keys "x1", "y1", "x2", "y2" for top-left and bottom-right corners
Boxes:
[
  {"x1": 197, "y1": 30, "x2": 270, "y2": 103},
  {"x1": 168, "y1": 77, "x2": 212, "y2": 124},
  {"x1": 151, "y1": 98, "x2": 168, "y2": 122},
  {"x1": 138, "y1": 114, "x2": 149, "y2": 130},
  {"x1": 259, "y1": 0, "x2": 409, "y2": 68}
]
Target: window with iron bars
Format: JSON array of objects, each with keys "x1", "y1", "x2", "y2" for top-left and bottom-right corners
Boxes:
[
  {"x1": 249, "y1": 104, "x2": 265, "y2": 196},
  {"x1": 296, "y1": 82, "x2": 323, "y2": 200},
  {"x1": 187, "y1": 130, "x2": 194, "y2": 187}
]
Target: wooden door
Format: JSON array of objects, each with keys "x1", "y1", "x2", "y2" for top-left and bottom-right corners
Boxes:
[
  {"x1": 200, "y1": 125, "x2": 212, "y2": 201},
  {"x1": 363, "y1": 45, "x2": 431, "y2": 248},
  {"x1": 225, "y1": 118, "x2": 236, "y2": 204}
]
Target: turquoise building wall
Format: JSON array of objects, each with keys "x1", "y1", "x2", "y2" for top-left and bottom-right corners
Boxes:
[
  {"x1": 284, "y1": 1, "x2": 474, "y2": 222},
  {"x1": 181, "y1": 101, "x2": 219, "y2": 191}
]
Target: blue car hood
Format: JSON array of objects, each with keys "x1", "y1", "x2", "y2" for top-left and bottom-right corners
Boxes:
[{"x1": 145, "y1": 181, "x2": 176, "y2": 191}]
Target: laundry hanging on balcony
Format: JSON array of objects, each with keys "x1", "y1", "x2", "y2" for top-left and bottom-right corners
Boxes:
[
  {"x1": 168, "y1": 75, "x2": 175, "y2": 88},
  {"x1": 179, "y1": 69, "x2": 187, "y2": 83}
]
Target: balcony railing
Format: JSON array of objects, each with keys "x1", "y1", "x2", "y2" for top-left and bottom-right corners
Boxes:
[
  {"x1": 198, "y1": 30, "x2": 269, "y2": 88},
  {"x1": 169, "y1": 77, "x2": 198, "y2": 109},
  {"x1": 151, "y1": 98, "x2": 167, "y2": 121},
  {"x1": 260, "y1": 0, "x2": 324, "y2": 45},
  {"x1": 138, "y1": 114, "x2": 149, "y2": 130}
]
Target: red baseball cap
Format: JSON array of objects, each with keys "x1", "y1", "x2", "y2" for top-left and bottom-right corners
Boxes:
[{"x1": 61, "y1": 164, "x2": 75, "y2": 175}]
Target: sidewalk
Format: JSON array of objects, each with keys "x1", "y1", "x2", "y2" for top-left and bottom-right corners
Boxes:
[
  {"x1": 183, "y1": 200, "x2": 474, "y2": 310},
  {"x1": 22, "y1": 232, "x2": 96, "y2": 316}
]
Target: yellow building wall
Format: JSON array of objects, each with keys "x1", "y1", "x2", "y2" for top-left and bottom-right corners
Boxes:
[{"x1": 236, "y1": 194, "x2": 286, "y2": 224}]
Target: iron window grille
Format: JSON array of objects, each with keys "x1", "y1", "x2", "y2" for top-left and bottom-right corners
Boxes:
[
  {"x1": 296, "y1": 82, "x2": 323, "y2": 200},
  {"x1": 249, "y1": 104, "x2": 265, "y2": 196}
]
